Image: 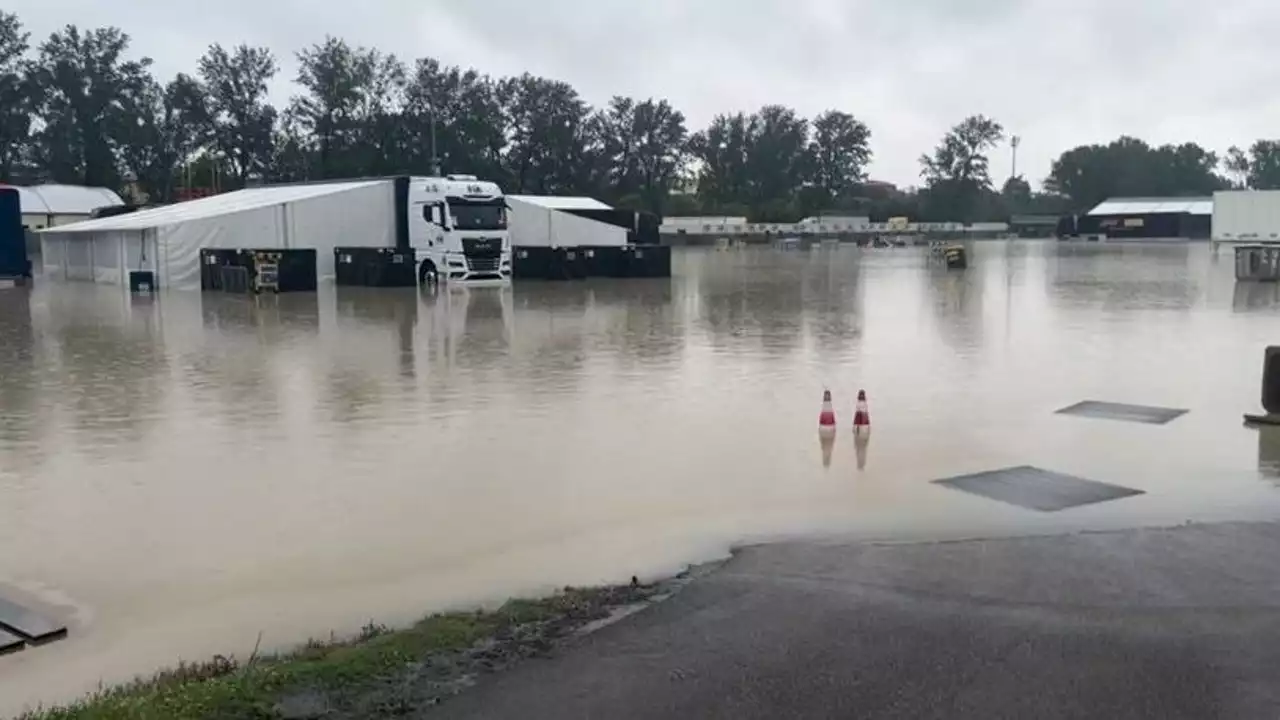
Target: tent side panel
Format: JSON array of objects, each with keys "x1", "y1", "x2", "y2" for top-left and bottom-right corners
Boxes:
[
  {"x1": 163, "y1": 205, "x2": 285, "y2": 291},
  {"x1": 285, "y1": 181, "x2": 395, "y2": 281},
  {"x1": 549, "y1": 210, "x2": 628, "y2": 247},
  {"x1": 91, "y1": 231, "x2": 123, "y2": 284}
]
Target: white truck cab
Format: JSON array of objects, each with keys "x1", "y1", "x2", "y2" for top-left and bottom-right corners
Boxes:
[{"x1": 410, "y1": 175, "x2": 512, "y2": 284}]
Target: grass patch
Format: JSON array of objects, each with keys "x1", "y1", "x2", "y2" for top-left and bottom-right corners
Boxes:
[{"x1": 19, "y1": 584, "x2": 656, "y2": 720}]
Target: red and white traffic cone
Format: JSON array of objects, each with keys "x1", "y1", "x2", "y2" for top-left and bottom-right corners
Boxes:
[
  {"x1": 818, "y1": 389, "x2": 837, "y2": 436},
  {"x1": 853, "y1": 389, "x2": 870, "y2": 436}
]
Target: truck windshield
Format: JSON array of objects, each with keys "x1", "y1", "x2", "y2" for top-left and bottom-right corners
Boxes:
[{"x1": 447, "y1": 199, "x2": 506, "y2": 231}]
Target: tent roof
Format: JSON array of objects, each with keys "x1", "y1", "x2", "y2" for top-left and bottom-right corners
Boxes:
[
  {"x1": 4, "y1": 184, "x2": 124, "y2": 215},
  {"x1": 508, "y1": 195, "x2": 612, "y2": 210},
  {"x1": 1086, "y1": 197, "x2": 1213, "y2": 216},
  {"x1": 41, "y1": 180, "x2": 388, "y2": 234}
]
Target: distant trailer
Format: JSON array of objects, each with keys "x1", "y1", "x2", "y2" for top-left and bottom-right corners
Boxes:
[{"x1": 1212, "y1": 190, "x2": 1280, "y2": 254}]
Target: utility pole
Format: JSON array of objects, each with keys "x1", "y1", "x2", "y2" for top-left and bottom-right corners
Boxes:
[
  {"x1": 429, "y1": 112, "x2": 441, "y2": 176},
  {"x1": 1010, "y1": 135, "x2": 1021, "y2": 180}
]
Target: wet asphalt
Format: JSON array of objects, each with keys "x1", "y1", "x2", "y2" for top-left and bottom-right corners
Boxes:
[{"x1": 429, "y1": 522, "x2": 1280, "y2": 719}]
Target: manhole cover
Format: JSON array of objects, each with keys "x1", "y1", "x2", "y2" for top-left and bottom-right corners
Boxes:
[
  {"x1": 1055, "y1": 400, "x2": 1187, "y2": 425},
  {"x1": 932, "y1": 465, "x2": 1144, "y2": 512}
]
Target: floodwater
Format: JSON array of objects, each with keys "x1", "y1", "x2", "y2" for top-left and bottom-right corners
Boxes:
[{"x1": 2, "y1": 241, "x2": 1279, "y2": 714}]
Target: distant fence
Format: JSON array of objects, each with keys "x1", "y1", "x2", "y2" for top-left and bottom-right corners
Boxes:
[{"x1": 660, "y1": 221, "x2": 1010, "y2": 236}]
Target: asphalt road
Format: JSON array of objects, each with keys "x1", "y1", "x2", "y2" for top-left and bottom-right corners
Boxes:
[{"x1": 427, "y1": 521, "x2": 1280, "y2": 719}]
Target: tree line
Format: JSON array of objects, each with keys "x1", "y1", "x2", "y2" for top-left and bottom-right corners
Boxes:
[{"x1": 1, "y1": 11, "x2": 1277, "y2": 223}]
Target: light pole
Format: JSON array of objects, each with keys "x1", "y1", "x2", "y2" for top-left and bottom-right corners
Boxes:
[
  {"x1": 1010, "y1": 135, "x2": 1021, "y2": 180},
  {"x1": 429, "y1": 112, "x2": 441, "y2": 176}
]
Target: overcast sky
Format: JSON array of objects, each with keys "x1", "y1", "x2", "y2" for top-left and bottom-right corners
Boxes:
[{"x1": 10, "y1": 0, "x2": 1280, "y2": 188}]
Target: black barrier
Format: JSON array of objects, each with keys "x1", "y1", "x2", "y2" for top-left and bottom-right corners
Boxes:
[
  {"x1": 1265, "y1": 346, "x2": 1280, "y2": 415},
  {"x1": 334, "y1": 247, "x2": 416, "y2": 287},
  {"x1": 199, "y1": 248, "x2": 316, "y2": 293},
  {"x1": 580, "y1": 246, "x2": 624, "y2": 277}
]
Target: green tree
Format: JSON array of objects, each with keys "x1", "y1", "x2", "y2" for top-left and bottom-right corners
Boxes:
[
  {"x1": 1225, "y1": 145, "x2": 1250, "y2": 188},
  {"x1": 688, "y1": 112, "x2": 750, "y2": 210},
  {"x1": 809, "y1": 110, "x2": 872, "y2": 207},
  {"x1": 0, "y1": 11, "x2": 31, "y2": 182},
  {"x1": 404, "y1": 59, "x2": 506, "y2": 179},
  {"x1": 290, "y1": 37, "x2": 407, "y2": 178},
  {"x1": 27, "y1": 24, "x2": 153, "y2": 187},
  {"x1": 919, "y1": 114, "x2": 1004, "y2": 221},
  {"x1": 1225, "y1": 140, "x2": 1280, "y2": 190},
  {"x1": 1046, "y1": 137, "x2": 1226, "y2": 210},
  {"x1": 198, "y1": 43, "x2": 278, "y2": 187},
  {"x1": 689, "y1": 105, "x2": 812, "y2": 221},
  {"x1": 117, "y1": 73, "x2": 210, "y2": 202},
  {"x1": 499, "y1": 73, "x2": 591, "y2": 194},
  {"x1": 594, "y1": 97, "x2": 687, "y2": 213}
]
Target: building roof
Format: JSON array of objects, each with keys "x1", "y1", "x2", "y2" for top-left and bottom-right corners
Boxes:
[
  {"x1": 41, "y1": 180, "x2": 386, "y2": 234},
  {"x1": 508, "y1": 195, "x2": 612, "y2": 210},
  {"x1": 1087, "y1": 197, "x2": 1212, "y2": 216},
  {"x1": 4, "y1": 184, "x2": 124, "y2": 215}
]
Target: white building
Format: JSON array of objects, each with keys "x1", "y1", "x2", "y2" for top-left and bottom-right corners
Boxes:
[
  {"x1": 8, "y1": 184, "x2": 125, "y2": 229},
  {"x1": 660, "y1": 216, "x2": 749, "y2": 235},
  {"x1": 38, "y1": 180, "x2": 395, "y2": 290},
  {"x1": 506, "y1": 195, "x2": 629, "y2": 247}
]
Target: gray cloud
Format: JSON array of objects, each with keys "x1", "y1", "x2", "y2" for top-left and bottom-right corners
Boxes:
[{"x1": 9, "y1": 0, "x2": 1280, "y2": 187}]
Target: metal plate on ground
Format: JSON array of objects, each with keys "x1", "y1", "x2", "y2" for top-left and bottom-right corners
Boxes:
[
  {"x1": 0, "y1": 595, "x2": 67, "y2": 643},
  {"x1": 1055, "y1": 400, "x2": 1188, "y2": 425},
  {"x1": 932, "y1": 465, "x2": 1144, "y2": 512},
  {"x1": 0, "y1": 628, "x2": 22, "y2": 655}
]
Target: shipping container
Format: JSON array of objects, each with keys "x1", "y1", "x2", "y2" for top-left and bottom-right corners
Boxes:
[
  {"x1": 334, "y1": 247, "x2": 416, "y2": 287},
  {"x1": 199, "y1": 248, "x2": 317, "y2": 293}
]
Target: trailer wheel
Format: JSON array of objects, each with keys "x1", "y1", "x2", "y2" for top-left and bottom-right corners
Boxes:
[{"x1": 418, "y1": 259, "x2": 438, "y2": 286}]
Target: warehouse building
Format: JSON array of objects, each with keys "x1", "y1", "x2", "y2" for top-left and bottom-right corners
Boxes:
[
  {"x1": 5, "y1": 184, "x2": 125, "y2": 230},
  {"x1": 38, "y1": 180, "x2": 397, "y2": 290},
  {"x1": 1076, "y1": 197, "x2": 1212, "y2": 240}
]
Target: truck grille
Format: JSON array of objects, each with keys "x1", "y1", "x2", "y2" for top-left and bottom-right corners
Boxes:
[{"x1": 469, "y1": 256, "x2": 500, "y2": 272}]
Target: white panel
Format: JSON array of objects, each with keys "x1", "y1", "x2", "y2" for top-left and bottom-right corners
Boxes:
[
  {"x1": 1213, "y1": 190, "x2": 1280, "y2": 241},
  {"x1": 549, "y1": 210, "x2": 628, "y2": 248},
  {"x1": 63, "y1": 236, "x2": 93, "y2": 281},
  {"x1": 123, "y1": 229, "x2": 158, "y2": 281},
  {"x1": 40, "y1": 235, "x2": 64, "y2": 277},
  {"x1": 508, "y1": 201, "x2": 553, "y2": 247},
  {"x1": 284, "y1": 180, "x2": 396, "y2": 281},
  {"x1": 162, "y1": 203, "x2": 284, "y2": 291},
  {"x1": 91, "y1": 232, "x2": 123, "y2": 284},
  {"x1": 507, "y1": 194, "x2": 611, "y2": 210}
]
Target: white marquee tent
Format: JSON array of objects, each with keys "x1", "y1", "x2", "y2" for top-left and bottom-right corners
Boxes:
[
  {"x1": 39, "y1": 180, "x2": 396, "y2": 290},
  {"x1": 6, "y1": 184, "x2": 124, "y2": 229},
  {"x1": 506, "y1": 195, "x2": 627, "y2": 248}
]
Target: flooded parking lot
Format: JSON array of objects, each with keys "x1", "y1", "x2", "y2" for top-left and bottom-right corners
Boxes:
[{"x1": 2, "y1": 240, "x2": 1279, "y2": 713}]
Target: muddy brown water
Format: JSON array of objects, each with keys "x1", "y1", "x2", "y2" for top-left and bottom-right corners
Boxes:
[{"x1": 1, "y1": 241, "x2": 1278, "y2": 714}]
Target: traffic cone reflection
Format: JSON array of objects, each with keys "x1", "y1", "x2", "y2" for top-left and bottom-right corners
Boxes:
[
  {"x1": 854, "y1": 432, "x2": 869, "y2": 471},
  {"x1": 853, "y1": 390, "x2": 870, "y2": 436},
  {"x1": 818, "y1": 389, "x2": 837, "y2": 436},
  {"x1": 820, "y1": 431, "x2": 835, "y2": 468}
]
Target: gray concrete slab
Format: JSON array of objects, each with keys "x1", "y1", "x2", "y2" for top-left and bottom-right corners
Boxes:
[
  {"x1": 429, "y1": 522, "x2": 1280, "y2": 720},
  {"x1": 1056, "y1": 400, "x2": 1188, "y2": 424},
  {"x1": 0, "y1": 595, "x2": 65, "y2": 643},
  {"x1": 932, "y1": 465, "x2": 1144, "y2": 512}
]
